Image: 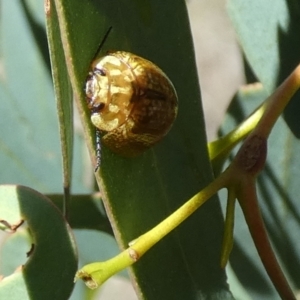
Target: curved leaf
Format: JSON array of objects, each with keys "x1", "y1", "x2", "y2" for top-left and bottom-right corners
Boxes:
[{"x1": 0, "y1": 185, "x2": 77, "y2": 300}]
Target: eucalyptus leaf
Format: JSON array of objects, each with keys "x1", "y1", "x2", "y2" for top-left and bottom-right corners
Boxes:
[
  {"x1": 0, "y1": 185, "x2": 77, "y2": 300},
  {"x1": 228, "y1": 0, "x2": 300, "y2": 137},
  {"x1": 48, "y1": 0, "x2": 231, "y2": 299}
]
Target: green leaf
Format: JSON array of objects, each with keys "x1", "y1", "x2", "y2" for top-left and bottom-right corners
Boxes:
[
  {"x1": 227, "y1": 0, "x2": 300, "y2": 137},
  {"x1": 49, "y1": 194, "x2": 112, "y2": 234},
  {"x1": 0, "y1": 185, "x2": 77, "y2": 300},
  {"x1": 48, "y1": 0, "x2": 232, "y2": 298},
  {"x1": 0, "y1": 0, "x2": 89, "y2": 194},
  {"x1": 0, "y1": 1, "x2": 61, "y2": 192}
]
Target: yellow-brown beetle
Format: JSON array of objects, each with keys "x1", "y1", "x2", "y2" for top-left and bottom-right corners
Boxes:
[{"x1": 85, "y1": 51, "x2": 178, "y2": 168}]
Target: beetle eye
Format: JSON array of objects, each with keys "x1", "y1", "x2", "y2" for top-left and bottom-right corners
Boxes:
[
  {"x1": 92, "y1": 102, "x2": 105, "y2": 113},
  {"x1": 95, "y1": 68, "x2": 106, "y2": 76}
]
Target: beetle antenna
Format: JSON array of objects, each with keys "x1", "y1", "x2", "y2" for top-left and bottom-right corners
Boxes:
[
  {"x1": 91, "y1": 27, "x2": 112, "y2": 172},
  {"x1": 92, "y1": 26, "x2": 112, "y2": 61},
  {"x1": 94, "y1": 128, "x2": 102, "y2": 172}
]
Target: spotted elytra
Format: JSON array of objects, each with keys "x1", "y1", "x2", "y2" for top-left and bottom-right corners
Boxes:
[{"x1": 85, "y1": 32, "x2": 178, "y2": 171}]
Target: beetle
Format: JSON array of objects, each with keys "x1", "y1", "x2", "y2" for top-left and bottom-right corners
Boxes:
[{"x1": 85, "y1": 29, "x2": 178, "y2": 170}]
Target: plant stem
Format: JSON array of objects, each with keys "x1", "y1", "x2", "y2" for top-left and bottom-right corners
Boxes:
[
  {"x1": 132, "y1": 170, "x2": 230, "y2": 252},
  {"x1": 76, "y1": 170, "x2": 232, "y2": 288},
  {"x1": 208, "y1": 98, "x2": 267, "y2": 162},
  {"x1": 238, "y1": 179, "x2": 296, "y2": 300},
  {"x1": 256, "y1": 65, "x2": 300, "y2": 138},
  {"x1": 220, "y1": 187, "x2": 236, "y2": 268}
]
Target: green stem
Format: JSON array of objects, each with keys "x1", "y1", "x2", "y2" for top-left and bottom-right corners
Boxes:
[
  {"x1": 220, "y1": 187, "x2": 236, "y2": 268},
  {"x1": 75, "y1": 250, "x2": 135, "y2": 289},
  {"x1": 76, "y1": 169, "x2": 232, "y2": 288},
  {"x1": 208, "y1": 99, "x2": 267, "y2": 162}
]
